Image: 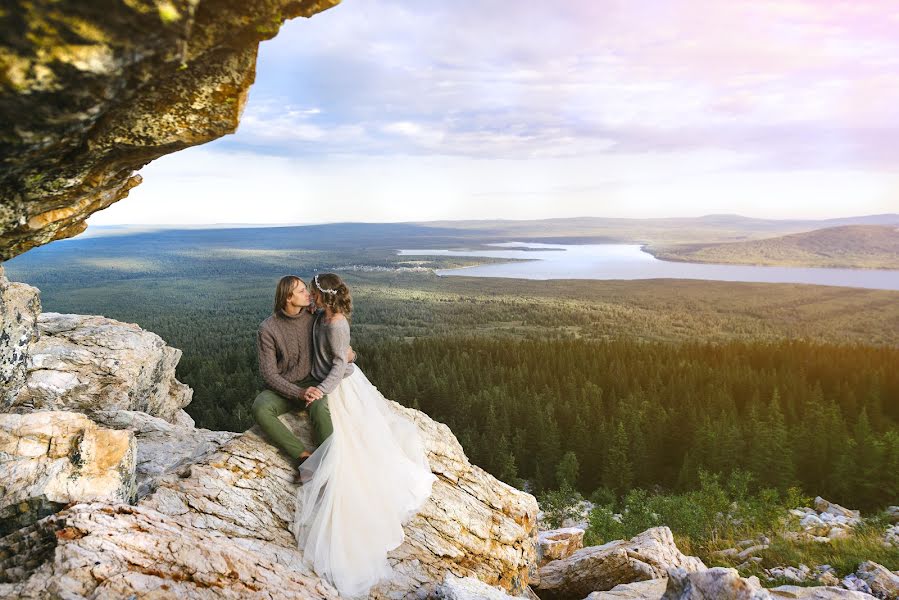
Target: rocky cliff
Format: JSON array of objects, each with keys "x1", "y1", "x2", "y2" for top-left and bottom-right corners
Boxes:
[
  {"x1": 0, "y1": 270, "x2": 540, "y2": 599},
  {"x1": 0, "y1": 0, "x2": 339, "y2": 260}
]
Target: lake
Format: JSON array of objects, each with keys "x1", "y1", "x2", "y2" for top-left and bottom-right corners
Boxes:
[{"x1": 398, "y1": 243, "x2": 899, "y2": 291}]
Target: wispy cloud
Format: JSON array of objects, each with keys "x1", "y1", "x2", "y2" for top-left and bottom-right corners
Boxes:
[{"x1": 101, "y1": 0, "x2": 899, "y2": 224}]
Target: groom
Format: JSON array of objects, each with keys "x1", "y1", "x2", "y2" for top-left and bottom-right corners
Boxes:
[{"x1": 252, "y1": 275, "x2": 354, "y2": 468}]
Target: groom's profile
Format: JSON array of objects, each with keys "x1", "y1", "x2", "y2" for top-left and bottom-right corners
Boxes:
[{"x1": 252, "y1": 275, "x2": 352, "y2": 468}]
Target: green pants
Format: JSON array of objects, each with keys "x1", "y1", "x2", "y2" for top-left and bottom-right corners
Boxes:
[{"x1": 251, "y1": 376, "x2": 333, "y2": 459}]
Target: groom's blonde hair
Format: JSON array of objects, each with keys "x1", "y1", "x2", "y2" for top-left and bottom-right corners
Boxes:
[{"x1": 274, "y1": 275, "x2": 305, "y2": 314}]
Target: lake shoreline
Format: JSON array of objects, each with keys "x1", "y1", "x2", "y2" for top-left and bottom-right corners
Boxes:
[{"x1": 399, "y1": 243, "x2": 899, "y2": 291}]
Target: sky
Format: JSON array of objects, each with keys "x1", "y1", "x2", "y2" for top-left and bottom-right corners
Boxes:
[{"x1": 91, "y1": 0, "x2": 899, "y2": 225}]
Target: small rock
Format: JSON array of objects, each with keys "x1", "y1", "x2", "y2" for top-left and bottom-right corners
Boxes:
[{"x1": 538, "y1": 527, "x2": 586, "y2": 565}]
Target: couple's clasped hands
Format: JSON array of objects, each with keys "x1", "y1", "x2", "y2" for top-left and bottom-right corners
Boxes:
[{"x1": 304, "y1": 386, "x2": 323, "y2": 406}]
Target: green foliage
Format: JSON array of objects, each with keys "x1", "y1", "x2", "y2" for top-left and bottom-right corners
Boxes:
[
  {"x1": 556, "y1": 451, "x2": 579, "y2": 489},
  {"x1": 585, "y1": 471, "x2": 813, "y2": 552},
  {"x1": 538, "y1": 486, "x2": 585, "y2": 530}
]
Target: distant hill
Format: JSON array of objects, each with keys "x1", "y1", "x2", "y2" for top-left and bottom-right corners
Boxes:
[
  {"x1": 412, "y1": 214, "x2": 899, "y2": 246},
  {"x1": 647, "y1": 225, "x2": 899, "y2": 270}
]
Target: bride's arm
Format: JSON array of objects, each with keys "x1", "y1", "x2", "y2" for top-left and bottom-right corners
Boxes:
[{"x1": 315, "y1": 319, "x2": 352, "y2": 395}]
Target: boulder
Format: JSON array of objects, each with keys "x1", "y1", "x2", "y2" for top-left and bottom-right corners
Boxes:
[
  {"x1": 856, "y1": 561, "x2": 899, "y2": 600},
  {"x1": 10, "y1": 313, "x2": 192, "y2": 421},
  {"x1": 0, "y1": 411, "x2": 137, "y2": 536},
  {"x1": 536, "y1": 527, "x2": 706, "y2": 600},
  {"x1": 538, "y1": 527, "x2": 586, "y2": 565},
  {"x1": 662, "y1": 567, "x2": 770, "y2": 599},
  {"x1": 0, "y1": 267, "x2": 40, "y2": 408}
]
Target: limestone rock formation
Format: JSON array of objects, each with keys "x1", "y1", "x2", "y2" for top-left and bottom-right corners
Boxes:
[
  {"x1": 0, "y1": 289, "x2": 538, "y2": 597},
  {"x1": 0, "y1": 405, "x2": 538, "y2": 599},
  {"x1": 0, "y1": 266, "x2": 40, "y2": 407},
  {"x1": 10, "y1": 312, "x2": 192, "y2": 421},
  {"x1": 535, "y1": 526, "x2": 706, "y2": 600},
  {"x1": 0, "y1": 0, "x2": 340, "y2": 260},
  {"x1": 0, "y1": 411, "x2": 137, "y2": 537},
  {"x1": 770, "y1": 585, "x2": 878, "y2": 599}
]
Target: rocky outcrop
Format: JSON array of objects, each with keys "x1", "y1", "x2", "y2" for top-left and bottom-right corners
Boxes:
[
  {"x1": 1, "y1": 405, "x2": 538, "y2": 599},
  {"x1": 9, "y1": 312, "x2": 192, "y2": 421},
  {"x1": 535, "y1": 526, "x2": 706, "y2": 600},
  {"x1": 0, "y1": 280, "x2": 539, "y2": 598},
  {"x1": 0, "y1": 265, "x2": 40, "y2": 407},
  {"x1": 0, "y1": 0, "x2": 339, "y2": 260},
  {"x1": 0, "y1": 411, "x2": 137, "y2": 537}
]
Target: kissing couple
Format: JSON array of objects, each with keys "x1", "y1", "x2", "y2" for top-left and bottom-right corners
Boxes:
[{"x1": 252, "y1": 273, "x2": 436, "y2": 598}]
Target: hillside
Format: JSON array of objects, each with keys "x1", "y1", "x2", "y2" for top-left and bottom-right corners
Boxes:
[{"x1": 647, "y1": 225, "x2": 899, "y2": 270}]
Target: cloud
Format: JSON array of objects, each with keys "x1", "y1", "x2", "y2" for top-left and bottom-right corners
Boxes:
[
  {"x1": 96, "y1": 0, "x2": 899, "y2": 224},
  {"x1": 204, "y1": 0, "x2": 899, "y2": 172}
]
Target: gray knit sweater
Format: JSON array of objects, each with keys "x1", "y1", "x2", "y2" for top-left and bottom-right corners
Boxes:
[
  {"x1": 257, "y1": 309, "x2": 314, "y2": 400},
  {"x1": 311, "y1": 310, "x2": 355, "y2": 394}
]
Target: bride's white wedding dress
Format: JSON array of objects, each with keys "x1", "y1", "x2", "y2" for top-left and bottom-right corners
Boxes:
[{"x1": 291, "y1": 367, "x2": 436, "y2": 598}]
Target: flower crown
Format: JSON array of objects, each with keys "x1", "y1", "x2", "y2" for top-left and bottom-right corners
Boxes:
[{"x1": 313, "y1": 274, "x2": 338, "y2": 296}]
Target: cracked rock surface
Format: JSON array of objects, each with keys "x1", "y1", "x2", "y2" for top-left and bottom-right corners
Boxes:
[
  {"x1": 10, "y1": 312, "x2": 192, "y2": 421},
  {"x1": 1, "y1": 404, "x2": 538, "y2": 599},
  {"x1": 0, "y1": 0, "x2": 339, "y2": 260},
  {"x1": 0, "y1": 411, "x2": 137, "y2": 537},
  {"x1": 0, "y1": 265, "x2": 40, "y2": 407}
]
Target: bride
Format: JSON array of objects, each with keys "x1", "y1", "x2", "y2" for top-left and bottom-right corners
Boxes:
[{"x1": 290, "y1": 273, "x2": 436, "y2": 598}]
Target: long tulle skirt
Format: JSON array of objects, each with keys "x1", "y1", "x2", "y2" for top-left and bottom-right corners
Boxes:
[{"x1": 291, "y1": 368, "x2": 436, "y2": 598}]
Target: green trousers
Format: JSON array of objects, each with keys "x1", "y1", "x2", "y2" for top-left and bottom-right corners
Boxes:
[{"x1": 251, "y1": 376, "x2": 333, "y2": 459}]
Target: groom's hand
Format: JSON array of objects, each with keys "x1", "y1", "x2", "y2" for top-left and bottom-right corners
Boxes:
[
  {"x1": 346, "y1": 346, "x2": 356, "y2": 363},
  {"x1": 303, "y1": 386, "x2": 323, "y2": 405}
]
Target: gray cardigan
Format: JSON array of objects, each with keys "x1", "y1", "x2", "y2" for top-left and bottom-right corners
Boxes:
[{"x1": 311, "y1": 310, "x2": 355, "y2": 394}]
